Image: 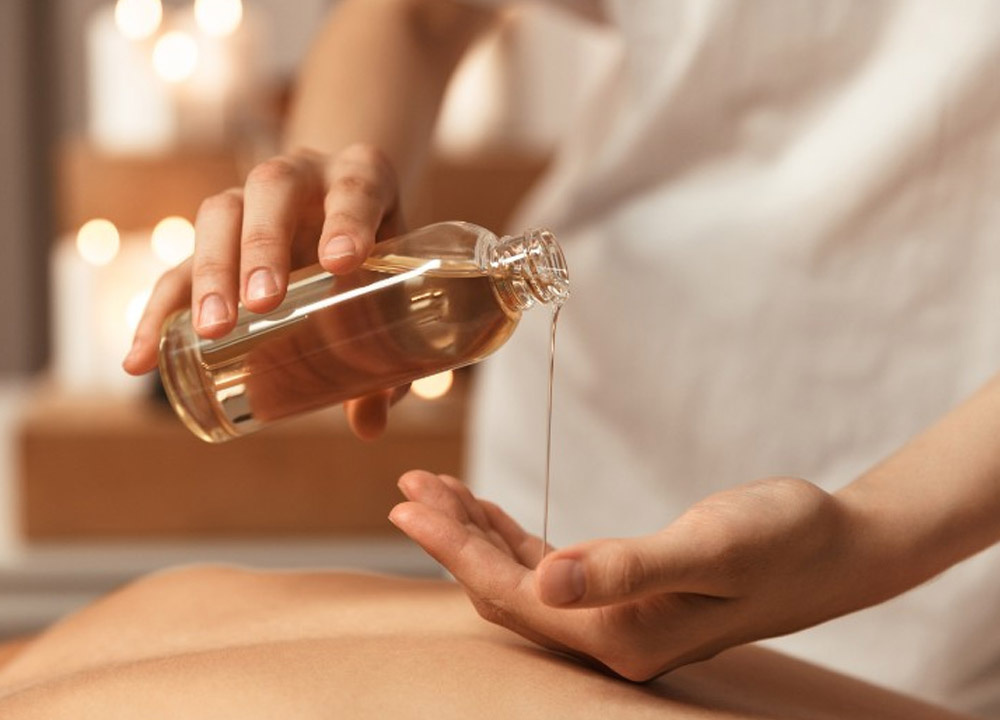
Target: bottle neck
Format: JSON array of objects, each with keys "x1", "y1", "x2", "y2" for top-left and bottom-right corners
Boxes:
[{"x1": 476, "y1": 228, "x2": 570, "y2": 314}]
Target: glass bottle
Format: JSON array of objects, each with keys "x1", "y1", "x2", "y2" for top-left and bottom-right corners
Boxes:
[{"x1": 158, "y1": 221, "x2": 569, "y2": 442}]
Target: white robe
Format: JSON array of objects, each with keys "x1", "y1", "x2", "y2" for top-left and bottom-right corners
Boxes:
[{"x1": 461, "y1": 0, "x2": 1000, "y2": 713}]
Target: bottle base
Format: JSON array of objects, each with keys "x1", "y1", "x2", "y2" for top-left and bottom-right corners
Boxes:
[{"x1": 158, "y1": 312, "x2": 239, "y2": 443}]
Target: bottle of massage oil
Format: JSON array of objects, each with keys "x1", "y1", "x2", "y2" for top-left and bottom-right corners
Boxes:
[{"x1": 158, "y1": 221, "x2": 569, "y2": 442}]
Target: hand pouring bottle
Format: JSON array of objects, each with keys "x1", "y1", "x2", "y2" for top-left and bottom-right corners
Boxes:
[{"x1": 158, "y1": 221, "x2": 569, "y2": 442}]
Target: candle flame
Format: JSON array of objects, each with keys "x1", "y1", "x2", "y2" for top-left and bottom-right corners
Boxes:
[
  {"x1": 114, "y1": 0, "x2": 162, "y2": 40},
  {"x1": 153, "y1": 31, "x2": 199, "y2": 83},
  {"x1": 77, "y1": 219, "x2": 121, "y2": 266},
  {"x1": 194, "y1": 0, "x2": 243, "y2": 37},
  {"x1": 412, "y1": 370, "x2": 454, "y2": 400},
  {"x1": 151, "y1": 216, "x2": 196, "y2": 266}
]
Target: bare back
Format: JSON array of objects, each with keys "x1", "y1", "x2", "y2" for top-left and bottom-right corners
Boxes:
[{"x1": 0, "y1": 567, "x2": 971, "y2": 719}]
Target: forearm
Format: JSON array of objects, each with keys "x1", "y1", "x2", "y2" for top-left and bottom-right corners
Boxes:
[
  {"x1": 284, "y1": 0, "x2": 497, "y2": 192},
  {"x1": 838, "y1": 372, "x2": 1000, "y2": 600}
]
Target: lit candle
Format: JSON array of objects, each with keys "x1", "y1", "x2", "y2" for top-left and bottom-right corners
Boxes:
[
  {"x1": 194, "y1": 0, "x2": 243, "y2": 38},
  {"x1": 52, "y1": 224, "x2": 110, "y2": 392},
  {"x1": 86, "y1": 2, "x2": 176, "y2": 154},
  {"x1": 150, "y1": 216, "x2": 196, "y2": 266},
  {"x1": 152, "y1": 31, "x2": 199, "y2": 84},
  {"x1": 412, "y1": 371, "x2": 455, "y2": 400},
  {"x1": 115, "y1": 0, "x2": 162, "y2": 40},
  {"x1": 52, "y1": 221, "x2": 183, "y2": 395},
  {"x1": 171, "y1": 1, "x2": 255, "y2": 147}
]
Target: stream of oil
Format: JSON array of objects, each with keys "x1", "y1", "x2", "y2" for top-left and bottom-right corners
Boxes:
[{"x1": 540, "y1": 304, "x2": 561, "y2": 565}]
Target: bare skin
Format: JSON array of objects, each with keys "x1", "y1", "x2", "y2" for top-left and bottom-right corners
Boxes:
[
  {"x1": 389, "y1": 374, "x2": 1000, "y2": 681},
  {"x1": 120, "y1": 0, "x2": 1000, "y2": 689},
  {"x1": 0, "y1": 567, "x2": 972, "y2": 720}
]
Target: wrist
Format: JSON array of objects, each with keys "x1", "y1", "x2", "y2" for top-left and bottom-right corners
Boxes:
[{"x1": 833, "y1": 476, "x2": 950, "y2": 605}]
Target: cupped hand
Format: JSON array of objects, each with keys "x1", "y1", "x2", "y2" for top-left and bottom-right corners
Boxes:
[
  {"x1": 122, "y1": 143, "x2": 406, "y2": 440},
  {"x1": 389, "y1": 471, "x2": 878, "y2": 681}
]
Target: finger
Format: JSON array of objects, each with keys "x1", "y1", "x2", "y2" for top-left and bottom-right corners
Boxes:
[
  {"x1": 397, "y1": 471, "x2": 473, "y2": 526},
  {"x1": 123, "y1": 261, "x2": 192, "y2": 375},
  {"x1": 397, "y1": 473, "x2": 517, "y2": 558},
  {"x1": 388, "y1": 383, "x2": 410, "y2": 406},
  {"x1": 389, "y1": 500, "x2": 526, "y2": 593},
  {"x1": 396, "y1": 469, "x2": 442, "y2": 503},
  {"x1": 436, "y1": 475, "x2": 516, "y2": 557},
  {"x1": 344, "y1": 390, "x2": 392, "y2": 441},
  {"x1": 344, "y1": 383, "x2": 410, "y2": 440},
  {"x1": 318, "y1": 143, "x2": 399, "y2": 274},
  {"x1": 393, "y1": 500, "x2": 733, "y2": 682},
  {"x1": 388, "y1": 501, "x2": 599, "y2": 656},
  {"x1": 191, "y1": 188, "x2": 243, "y2": 337},
  {"x1": 436, "y1": 475, "x2": 492, "y2": 530},
  {"x1": 535, "y1": 531, "x2": 729, "y2": 608},
  {"x1": 240, "y1": 155, "x2": 323, "y2": 312},
  {"x1": 480, "y1": 499, "x2": 551, "y2": 568},
  {"x1": 388, "y1": 499, "x2": 552, "y2": 647}
]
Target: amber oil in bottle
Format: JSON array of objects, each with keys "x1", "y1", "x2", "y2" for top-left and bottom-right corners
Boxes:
[{"x1": 158, "y1": 221, "x2": 569, "y2": 442}]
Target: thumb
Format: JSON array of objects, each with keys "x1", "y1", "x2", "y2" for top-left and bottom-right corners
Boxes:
[{"x1": 535, "y1": 534, "x2": 727, "y2": 608}]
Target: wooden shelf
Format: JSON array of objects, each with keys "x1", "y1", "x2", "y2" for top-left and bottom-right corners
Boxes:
[
  {"x1": 17, "y1": 379, "x2": 467, "y2": 540},
  {"x1": 56, "y1": 138, "x2": 244, "y2": 234}
]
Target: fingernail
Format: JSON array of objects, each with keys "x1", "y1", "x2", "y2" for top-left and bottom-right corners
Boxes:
[
  {"x1": 246, "y1": 268, "x2": 279, "y2": 302},
  {"x1": 321, "y1": 235, "x2": 356, "y2": 262},
  {"x1": 198, "y1": 293, "x2": 229, "y2": 329},
  {"x1": 387, "y1": 504, "x2": 410, "y2": 528},
  {"x1": 540, "y1": 559, "x2": 585, "y2": 605}
]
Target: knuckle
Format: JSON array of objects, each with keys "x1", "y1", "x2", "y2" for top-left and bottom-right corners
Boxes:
[
  {"x1": 197, "y1": 190, "x2": 243, "y2": 221},
  {"x1": 340, "y1": 141, "x2": 391, "y2": 173},
  {"x1": 683, "y1": 519, "x2": 748, "y2": 583},
  {"x1": 602, "y1": 543, "x2": 649, "y2": 597},
  {"x1": 191, "y1": 255, "x2": 231, "y2": 280},
  {"x1": 323, "y1": 209, "x2": 363, "y2": 230},
  {"x1": 330, "y1": 172, "x2": 381, "y2": 202},
  {"x1": 241, "y1": 226, "x2": 282, "y2": 254},
  {"x1": 246, "y1": 157, "x2": 300, "y2": 187},
  {"x1": 322, "y1": 211, "x2": 374, "y2": 249}
]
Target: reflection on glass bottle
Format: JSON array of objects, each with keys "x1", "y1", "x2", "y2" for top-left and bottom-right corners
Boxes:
[{"x1": 158, "y1": 221, "x2": 569, "y2": 442}]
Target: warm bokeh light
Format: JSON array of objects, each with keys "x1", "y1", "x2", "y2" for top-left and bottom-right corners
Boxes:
[
  {"x1": 151, "y1": 216, "x2": 196, "y2": 266},
  {"x1": 411, "y1": 370, "x2": 454, "y2": 400},
  {"x1": 194, "y1": 0, "x2": 244, "y2": 37},
  {"x1": 125, "y1": 290, "x2": 152, "y2": 332},
  {"x1": 76, "y1": 219, "x2": 121, "y2": 266},
  {"x1": 114, "y1": 0, "x2": 163, "y2": 40},
  {"x1": 152, "y1": 31, "x2": 199, "y2": 83}
]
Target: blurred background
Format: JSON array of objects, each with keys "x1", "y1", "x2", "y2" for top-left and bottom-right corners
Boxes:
[{"x1": 0, "y1": 0, "x2": 612, "y2": 638}]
